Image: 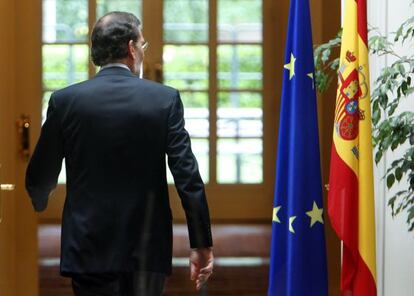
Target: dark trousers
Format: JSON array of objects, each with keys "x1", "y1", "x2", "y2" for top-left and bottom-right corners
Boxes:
[{"x1": 71, "y1": 271, "x2": 166, "y2": 296}]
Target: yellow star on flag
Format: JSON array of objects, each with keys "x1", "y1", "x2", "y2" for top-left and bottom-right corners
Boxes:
[
  {"x1": 289, "y1": 216, "x2": 297, "y2": 233},
  {"x1": 272, "y1": 206, "x2": 281, "y2": 223},
  {"x1": 306, "y1": 201, "x2": 324, "y2": 227},
  {"x1": 284, "y1": 53, "x2": 296, "y2": 80}
]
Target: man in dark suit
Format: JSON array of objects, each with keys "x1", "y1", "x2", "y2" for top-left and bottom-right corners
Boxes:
[{"x1": 26, "y1": 11, "x2": 213, "y2": 296}]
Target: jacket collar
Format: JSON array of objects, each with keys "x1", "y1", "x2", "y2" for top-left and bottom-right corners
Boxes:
[{"x1": 95, "y1": 66, "x2": 136, "y2": 78}]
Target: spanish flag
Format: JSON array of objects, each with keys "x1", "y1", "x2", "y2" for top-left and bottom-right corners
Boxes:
[{"x1": 328, "y1": 0, "x2": 377, "y2": 295}]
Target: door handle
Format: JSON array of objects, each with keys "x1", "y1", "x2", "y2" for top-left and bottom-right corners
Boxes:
[
  {"x1": 0, "y1": 164, "x2": 15, "y2": 224},
  {"x1": 1, "y1": 184, "x2": 15, "y2": 191},
  {"x1": 17, "y1": 114, "x2": 31, "y2": 161}
]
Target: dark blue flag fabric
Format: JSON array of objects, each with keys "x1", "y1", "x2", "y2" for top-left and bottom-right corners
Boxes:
[{"x1": 268, "y1": 0, "x2": 328, "y2": 295}]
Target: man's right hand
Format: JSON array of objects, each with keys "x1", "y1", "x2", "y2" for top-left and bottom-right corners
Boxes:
[{"x1": 190, "y1": 247, "x2": 214, "y2": 290}]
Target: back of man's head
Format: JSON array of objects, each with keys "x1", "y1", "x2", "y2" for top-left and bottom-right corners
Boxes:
[{"x1": 91, "y1": 11, "x2": 141, "y2": 67}]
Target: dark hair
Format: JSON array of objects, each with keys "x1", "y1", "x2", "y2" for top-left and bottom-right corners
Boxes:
[{"x1": 91, "y1": 11, "x2": 141, "y2": 66}]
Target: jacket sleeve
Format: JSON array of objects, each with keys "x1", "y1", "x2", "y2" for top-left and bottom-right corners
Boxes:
[
  {"x1": 166, "y1": 90, "x2": 213, "y2": 248},
  {"x1": 25, "y1": 94, "x2": 64, "y2": 212}
]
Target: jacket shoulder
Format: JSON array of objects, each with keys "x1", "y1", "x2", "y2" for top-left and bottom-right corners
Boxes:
[
  {"x1": 137, "y1": 79, "x2": 178, "y2": 98},
  {"x1": 50, "y1": 77, "x2": 179, "y2": 106},
  {"x1": 50, "y1": 80, "x2": 90, "y2": 101}
]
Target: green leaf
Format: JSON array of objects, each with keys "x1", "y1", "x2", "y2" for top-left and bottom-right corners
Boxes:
[
  {"x1": 387, "y1": 174, "x2": 396, "y2": 189},
  {"x1": 406, "y1": 87, "x2": 414, "y2": 95},
  {"x1": 388, "y1": 196, "x2": 397, "y2": 213},
  {"x1": 375, "y1": 150, "x2": 383, "y2": 164},
  {"x1": 321, "y1": 48, "x2": 332, "y2": 63},
  {"x1": 388, "y1": 103, "x2": 399, "y2": 116},
  {"x1": 402, "y1": 81, "x2": 408, "y2": 95},
  {"x1": 395, "y1": 167, "x2": 403, "y2": 181},
  {"x1": 408, "y1": 207, "x2": 414, "y2": 223},
  {"x1": 391, "y1": 139, "x2": 400, "y2": 151}
]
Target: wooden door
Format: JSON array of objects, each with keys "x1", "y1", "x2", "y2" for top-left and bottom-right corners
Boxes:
[{"x1": 0, "y1": 0, "x2": 40, "y2": 295}]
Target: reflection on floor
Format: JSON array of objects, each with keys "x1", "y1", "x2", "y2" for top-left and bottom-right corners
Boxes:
[{"x1": 39, "y1": 224, "x2": 271, "y2": 296}]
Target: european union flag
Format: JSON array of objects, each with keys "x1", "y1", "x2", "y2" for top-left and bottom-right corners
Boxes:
[{"x1": 268, "y1": 0, "x2": 328, "y2": 295}]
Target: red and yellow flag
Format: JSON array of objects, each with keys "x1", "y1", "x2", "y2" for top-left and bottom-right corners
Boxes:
[{"x1": 328, "y1": 0, "x2": 377, "y2": 295}]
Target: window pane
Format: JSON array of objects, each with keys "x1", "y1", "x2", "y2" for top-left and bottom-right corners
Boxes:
[
  {"x1": 217, "y1": 139, "x2": 263, "y2": 184},
  {"x1": 181, "y1": 92, "x2": 209, "y2": 138},
  {"x1": 218, "y1": 0, "x2": 262, "y2": 43},
  {"x1": 218, "y1": 45, "x2": 262, "y2": 89},
  {"x1": 42, "y1": 92, "x2": 54, "y2": 124},
  {"x1": 164, "y1": 0, "x2": 208, "y2": 43},
  {"x1": 41, "y1": 91, "x2": 67, "y2": 183},
  {"x1": 217, "y1": 92, "x2": 262, "y2": 138},
  {"x1": 168, "y1": 139, "x2": 209, "y2": 183},
  {"x1": 164, "y1": 45, "x2": 209, "y2": 90},
  {"x1": 43, "y1": 45, "x2": 89, "y2": 90},
  {"x1": 43, "y1": 0, "x2": 88, "y2": 42},
  {"x1": 96, "y1": 0, "x2": 142, "y2": 19},
  {"x1": 193, "y1": 139, "x2": 209, "y2": 183}
]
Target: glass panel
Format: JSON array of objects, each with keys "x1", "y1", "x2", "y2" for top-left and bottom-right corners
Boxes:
[
  {"x1": 42, "y1": 92, "x2": 67, "y2": 183},
  {"x1": 167, "y1": 139, "x2": 209, "y2": 183},
  {"x1": 217, "y1": 139, "x2": 263, "y2": 184},
  {"x1": 42, "y1": 92, "x2": 54, "y2": 124},
  {"x1": 193, "y1": 139, "x2": 209, "y2": 183},
  {"x1": 218, "y1": 45, "x2": 262, "y2": 89},
  {"x1": 96, "y1": 0, "x2": 142, "y2": 19},
  {"x1": 43, "y1": 0, "x2": 88, "y2": 42},
  {"x1": 217, "y1": 92, "x2": 262, "y2": 138},
  {"x1": 181, "y1": 92, "x2": 209, "y2": 138},
  {"x1": 218, "y1": 0, "x2": 262, "y2": 43},
  {"x1": 163, "y1": 45, "x2": 209, "y2": 90},
  {"x1": 43, "y1": 45, "x2": 89, "y2": 90},
  {"x1": 164, "y1": 0, "x2": 208, "y2": 43}
]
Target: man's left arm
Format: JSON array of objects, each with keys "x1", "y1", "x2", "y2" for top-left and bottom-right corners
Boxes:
[{"x1": 25, "y1": 94, "x2": 64, "y2": 212}]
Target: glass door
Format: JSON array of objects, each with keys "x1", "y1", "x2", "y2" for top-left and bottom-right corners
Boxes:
[
  {"x1": 160, "y1": 0, "x2": 267, "y2": 220},
  {"x1": 40, "y1": 0, "x2": 272, "y2": 222}
]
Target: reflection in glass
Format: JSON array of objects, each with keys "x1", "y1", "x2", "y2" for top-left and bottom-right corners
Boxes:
[
  {"x1": 218, "y1": 45, "x2": 262, "y2": 89},
  {"x1": 164, "y1": 0, "x2": 208, "y2": 43},
  {"x1": 43, "y1": 0, "x2": 88, "y2": 42},
  {"x1": 217, "y1": 92, "x2": 262, "y2": 138},
  {"x1": 218, "y1": 0, "x2": 262, "y2": 43},
  {"x1": 167, "y1": 139, "x2": 209, "y2": 184},
  {"x1": 42, "y1": 45, "x2": 89, "y2": 90},
  {"x1": 96, "y1": 0, "x2": 142, "y2": 19},
  {"x1": 218, "y1": 139, "x2": 263, "y2": 184},
  {"x1": 163, "y1": 45, "x2": 209, "y2": 90}
]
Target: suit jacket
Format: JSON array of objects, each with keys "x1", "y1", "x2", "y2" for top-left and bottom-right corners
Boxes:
[{"x1": 26, "y1": 66, "x2": 213, "y2": 276}]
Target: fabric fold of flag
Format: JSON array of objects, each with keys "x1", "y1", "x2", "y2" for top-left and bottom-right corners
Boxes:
[
  {"x1": 268, "y1": 0, "x2": 328, "y2": 295},
  {"x1": 328, "y1": 0, "x2": 377, "y2": 295}
]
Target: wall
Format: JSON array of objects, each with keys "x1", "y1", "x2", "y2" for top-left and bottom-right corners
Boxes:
[
  {"x1": 368, "y1": 0, "x2": 414, "y2": 296},
  {"x1": 311, "y1": 1, "x2": 342, "y2": 295}
]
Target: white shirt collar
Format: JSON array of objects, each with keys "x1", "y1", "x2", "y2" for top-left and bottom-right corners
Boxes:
[{"x1": 100, "y1": 63, "x2": 131, "y2": 72}]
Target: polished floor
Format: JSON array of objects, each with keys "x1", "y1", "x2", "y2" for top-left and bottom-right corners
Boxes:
[{"x1": 39, "y1": 224, "x2": 271, "y2": 296}]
